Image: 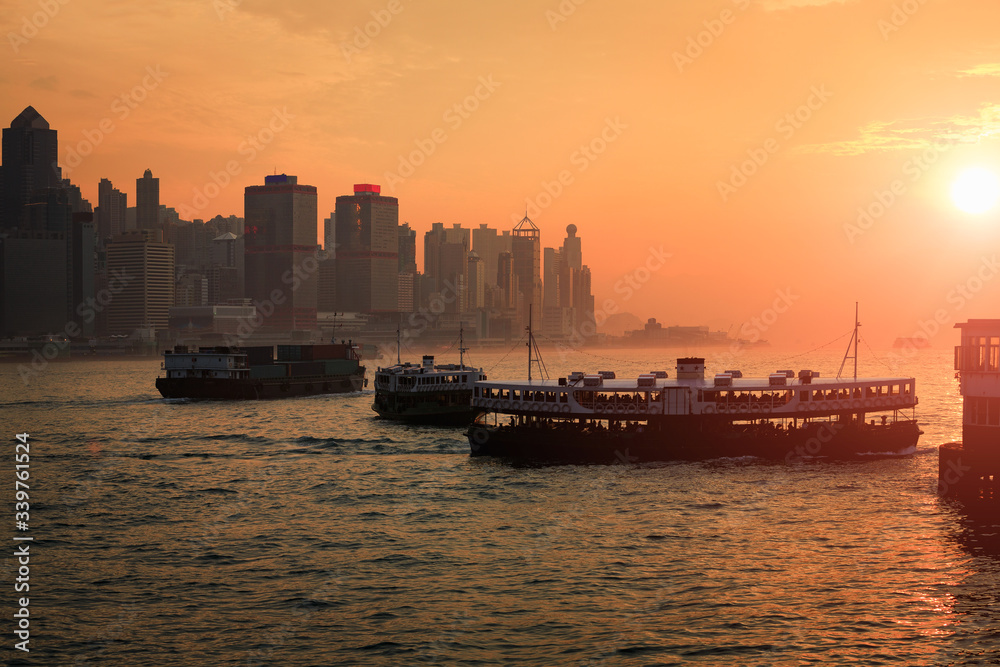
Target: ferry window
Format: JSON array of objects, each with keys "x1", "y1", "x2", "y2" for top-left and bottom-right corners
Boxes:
[
  {"x1": 991, "y1": 398, "x2": 1000, "y2": 427},
  {"x1": 991, "y1": 338, "x2": 1000, "y2": 371}
]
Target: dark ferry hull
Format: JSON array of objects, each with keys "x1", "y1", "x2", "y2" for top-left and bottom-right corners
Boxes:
[
  {"x1": 372, "y1": 405, "x2": 485, "y2": 426},
  {"x1": 372, "y1": 388, "x2": 484, "y2": 426},
  {"x1": 156, "y1": 372, "x2": 364, "y2": 400},
  {"x1": 468, "y1": 416, "x2": 922, "y2": 463}
]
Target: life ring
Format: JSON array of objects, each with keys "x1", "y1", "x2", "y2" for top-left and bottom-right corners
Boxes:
[
  {"x1": 738, "y1": 404, "x2": 749, "y2": 413},
  {"x1": 596, "y1": 404, "x2": 608, "y2": 414},
  {"x1": 502, "y1": 401, "x2": 511, "y2": 410},
  {"x1": 615, "y1": 404, "x2": 627, "y2": 414},
  {"x1": 471, "y1": 429, "x2": 489, "y2": 446},
  {"x1": 626, "y1": 405, "x2": 638, "y2": 414},
  {"x1": 648, "y1": 405, "x2": 662, "y2": 415},
  {"x1": 638, "y1": 404, "x2": 648, "y2": 414},
  {"x1": 716, "y1": 402, "x2": 726, "y2": 413},
  {"x1": 561, "y1": 404, "x2": 570, "y2": 413},
  {"x1": 704, "y1": 404, "x2": 715, "y2": 414},
  {"x1": 750, "y1": 403, "x2": 761, "y2": 413}
]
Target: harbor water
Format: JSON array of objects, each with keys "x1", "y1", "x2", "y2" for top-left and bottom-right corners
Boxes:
[{"x1": 3, "y1": 345, "x2": 999, "y2": 666}]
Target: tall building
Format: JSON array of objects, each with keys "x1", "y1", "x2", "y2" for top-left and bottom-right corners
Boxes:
[
  {"x1": 1, "y1": 106, "x2": 61, "y2": 230},
  {"x1": 472, "y1": 224, "x2": 511, "y2": 288},
  {"x1": 105, "y1": 230, "x2": 175, "y2": 334},
  {"x1": 511, "y1": 214, "x2": 541, "y2": 324},
  {"x1": 334, "y1": 183, "x2": 399, "y2": 313},
  {"x1": 398, "y1": 223, "x2": 416, "y2": 274},
  {"x1": 0, "y1": 231, "x2": 67, "y2": 336},
  {"x1": 136, "y1": 169, "x2": 160, "y2": 231},
  {"x1": 96, "y1": 178, "x2": 127, "y2": 243},
  {"x1": 318, "y1": 213, "x2": 336, "y2": 312},
  {"x1": 244, "y1": 174, "x2": 319, "y2": 331},
  {"x1": 424, "y1": 223, "x2": 470, "y2": 313},
  {"x1": 468, "y1": 251, "x2": 485, "y2": 311}
]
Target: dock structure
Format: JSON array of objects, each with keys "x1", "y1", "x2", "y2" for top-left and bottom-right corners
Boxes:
[{"x1": 940, "y1": 319, "x2": 1000, "y2": 498}]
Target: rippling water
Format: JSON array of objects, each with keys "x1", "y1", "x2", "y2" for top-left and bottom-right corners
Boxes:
[{"x1": 3, "y1": 346, "x2": 999, "y2": 666}]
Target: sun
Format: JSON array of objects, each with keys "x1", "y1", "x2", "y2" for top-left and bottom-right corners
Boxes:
[{"x1": 951, "y1": 167, "x2": 1000, "y2": 214}]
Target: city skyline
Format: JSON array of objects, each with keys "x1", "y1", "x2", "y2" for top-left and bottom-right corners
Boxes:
[{"x1": 4, "y1": 1, "x2": 1000, "y2": 346}]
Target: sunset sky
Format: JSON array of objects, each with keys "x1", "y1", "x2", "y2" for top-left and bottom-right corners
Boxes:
[{"x1": 4, "y1": 0, "x2": 1000, "y2": 348}]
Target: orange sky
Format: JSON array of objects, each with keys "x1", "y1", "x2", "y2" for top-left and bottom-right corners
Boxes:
[{"x1": 4, "y1": 0, "x2": 1000, "y2": 348}]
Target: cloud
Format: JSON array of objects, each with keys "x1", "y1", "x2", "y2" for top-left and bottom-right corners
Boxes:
[
  {"x1": 959, "y1": 63, "x2": 1000, "y2": 77},
  {"x1": 29, "y1": 75, "x2": 58, "y2": 90},
  {"x1": 799, "y1": 105, "x2": 1000, "y2": 156}
]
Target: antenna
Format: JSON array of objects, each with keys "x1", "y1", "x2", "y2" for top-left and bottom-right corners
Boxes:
[
  {"x1": 459, "y1": 322, "x2": 466, "y2": 369},
  {"x1": 526, "y1": 305, "x2": 549, "y2": 382},
  {"x1": 837, "y1": 302, "x2": 860, "y2": 380}
]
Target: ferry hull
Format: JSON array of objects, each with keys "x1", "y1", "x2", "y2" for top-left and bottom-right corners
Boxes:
[
  {"x1": 468, "y1": 416, "x2": 922, "y2": 463},
  {"x1": 372, "y1": 405, "x2": 485, "y2": 426},
  {"x1": 156, "y1": 372, "x2": 365, "y2": 400}
]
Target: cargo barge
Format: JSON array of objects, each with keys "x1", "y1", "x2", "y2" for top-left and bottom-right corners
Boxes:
[{"x1": 155, "y1": 343, "x2": 365, "y2": 399}]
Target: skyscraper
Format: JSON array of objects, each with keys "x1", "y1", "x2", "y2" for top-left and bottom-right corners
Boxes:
[
  {"x1": 511, "y1": 214, "x2": 541, "y2": 324},
  {"x1": 105, "y1": 230, "x2": 175, "y2": 334},
  {"x1": 96, "y1": 178, "x2": 127, "y2": 242},
  {"x1": 136, "y1": 169, "x2": 160, "y2": 231},
  {"x1": 334, "y1": 183, "x2": 398, "y2": 313},
  {"x1": 472, "y1": 224, "x2": 511, "y2": 288},
  {"x1": 1, "y1": 106, "x2": 61, "y2": 230},
  {"x1": 244, "y1": 174, "x2": 319, "y2": 331},
  {"x1": 424, "y1": 222, "x2": 470, "y2": 313}
]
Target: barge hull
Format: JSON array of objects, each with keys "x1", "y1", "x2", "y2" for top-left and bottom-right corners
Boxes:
[{"x1": 156, "y1": 373, "x2": 364, "y2": 400}]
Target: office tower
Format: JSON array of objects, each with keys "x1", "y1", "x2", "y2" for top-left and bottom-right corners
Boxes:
[
  {"x1": 69, "y1": 212, "x2": 96, "y2": 336},
  {"x1": 496, "y1": 250, "x2": 518, "y2": 310},
  {"x1": 318, "y1": 213, "x2": 336, "y2": 312},
  {"x1": 0, "y1": 231, "x2": 67, "y2": 335},
  {"x1": 105, "y1": 230, "x2": 175, "y2": 333},
  {"x1": 424, "y1": 222, "x2": 470, "y2": 313},
  {"x1": 208, "y1": 231, "x2": 243, "y2": 305},
  {"x1": 511, "y1": 214, "x2": 541, "y2": 324},
  {"x1": 244, "y1": 174, "x2": 319, "y2": 331},
  {"x1": 467, "y1": 252, "x2": 485, "y2": 311},
  {"x1": 543, "y1": 247, "x2": 560, "y2": 311},
  {"x1": 334, "y1": 183, "x2": 398, "y2": 313},
  {"x1": 96, "y1": 179, "x2": 127, "y2": 243},
  {"x1": 1, "y1": 106, "x2": 61, "y2": 230},
  {"x1": 471, "y1": 224, "x2": 511, "y2": 288},
  {"x1": 136, "y1": 169, "x2": 160, "y2": 231},
  {"x1": 398, "y1": 223, "x2": 416, "y2": 274}
]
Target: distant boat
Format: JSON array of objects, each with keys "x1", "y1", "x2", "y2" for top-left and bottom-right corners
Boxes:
[
  {"x1": 372, "y1": 326, "x2": 486, "y2": 426},
  {"x1": 156, "y1": 343, "x2": 365, "y2": 399},
  {"x1": 893, "y1": 337, "x2": 931, "y2": 349}
]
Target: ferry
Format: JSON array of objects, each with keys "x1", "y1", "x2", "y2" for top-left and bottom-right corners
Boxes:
[
  {"x1": 156, "y1": 343, "x2": 365, "y2": 399},
  {"x1": 467, "y1": 311, "x2": 921, "y2": 462},
  {"x1": 372, "y1": 327, "x2": 487, "y2": 425}
]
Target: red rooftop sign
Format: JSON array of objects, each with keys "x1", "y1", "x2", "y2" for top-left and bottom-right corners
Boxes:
[{"x1": 354, "y1": 184, "x2": 381, "y2": 194}]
